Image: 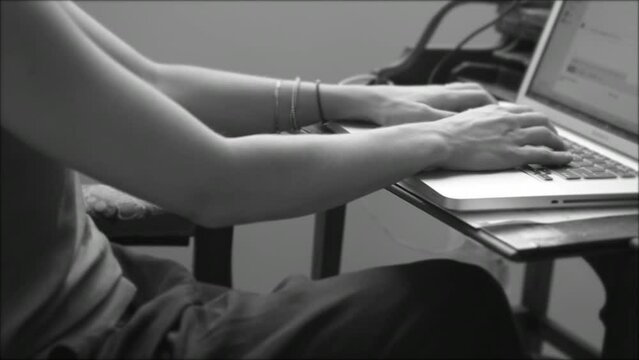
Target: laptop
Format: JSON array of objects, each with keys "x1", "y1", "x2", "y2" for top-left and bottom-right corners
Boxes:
[{"x1": 332, "y1": 0, "x2": 638, "y2": 211}]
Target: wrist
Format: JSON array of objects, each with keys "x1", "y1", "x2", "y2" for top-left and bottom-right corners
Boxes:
[
  {"x1": 319, "y1": 84, "x2": 382, "y2": 124},
  {"x1": 400, "y1": 122, "x2": 452, "y2": 170}
]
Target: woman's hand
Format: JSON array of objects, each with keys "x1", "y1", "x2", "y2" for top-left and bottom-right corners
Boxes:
[
  {"x1": 365, "y1": 82, "x2": 497, "y2": 126},
  {"x1": 412, "y1": 103, "x2": 572, "y2": 171}
]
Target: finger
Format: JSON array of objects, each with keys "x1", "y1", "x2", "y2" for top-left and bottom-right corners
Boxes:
[
  {"x1": 514, "y1": 127, "x2": 566, "y2": 150},
  {"x1": 449, "y1": 90, "x2": 497, "y2": 110},
  {"x1": 424, "y1": 106, "x2": 456, "y2": 120},
  {"x1": 445, "y1": 82, "x2": 486, "y2": 91},
  {"x1": 514, "y1": 112, "x2": 557, "y2": 133},
  {"x1": 456, "y1": 83, "x2": 498, "y2": 103},
  {"x1": 496, "y1": 102, "x2": 536, "y2": 114},
  {"x1": 517, "y1": 146, "x2": 573, "y2": 166}
]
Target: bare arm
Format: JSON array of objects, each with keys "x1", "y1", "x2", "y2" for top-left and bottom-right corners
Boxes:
[
  {"x1": 2, "y1": 2, "x2": 570, "y2": 228},
  {"x1": 57, "y1": 1, "x2": 383, "y2": 136},
  {"x1": 57, "y1": 1, "x2": 494, "y2": 137},
  {"x1": 0, "y1": 2, "x2": 446, "y2": 227}
]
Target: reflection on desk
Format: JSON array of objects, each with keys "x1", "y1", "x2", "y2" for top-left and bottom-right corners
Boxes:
[{"x1": 457, "y1": 206, "x2": 638, "y2": 228}]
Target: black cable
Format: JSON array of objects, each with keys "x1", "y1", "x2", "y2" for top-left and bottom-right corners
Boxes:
[
  {"x1": 427, "y1": 0, "x2": 526, "y2": 84},
  {"x1": 374, "y1": 0, "x2": 472, "y2": 84},
  {"x1": 374, "y1": 0, "x2": 513, "y2": 84}
]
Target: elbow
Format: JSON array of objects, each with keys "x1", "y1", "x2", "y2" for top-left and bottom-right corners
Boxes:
[
  {"x1": 190, "y1": 201, "x2": 229, "y2": 229},
  {"x1": 185, "y1": 173, "x2": 249, "y2": 229},
  {"x1": 181, "y1": 139, "x2": 245, "y2": 228},
  {"x1": 189, "y1": 196, "x2": 248, "y2": 229}
]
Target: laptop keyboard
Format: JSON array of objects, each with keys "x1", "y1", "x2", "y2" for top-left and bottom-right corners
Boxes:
[{"x1": 522, "y1": 138, "x2": 638, "y2": 181}]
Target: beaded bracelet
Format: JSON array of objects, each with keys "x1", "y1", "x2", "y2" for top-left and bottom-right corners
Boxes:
[{"x1": 289, "y1": 77, "x2": 302, "y2": 132}]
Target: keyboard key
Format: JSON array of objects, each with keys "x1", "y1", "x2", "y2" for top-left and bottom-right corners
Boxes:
[
  {"x1": 553, "y1": 169, "x2": 581, "y2": 179},
  {"x1": 568, "y1": 161, "x2": 589, "y2": 168},
  {"x1": 522, "y1": 137, "x2": 636, "y2": 181},
  {"x1": 522, "y1": 166, "x2": 554, "y2": 181},
  {"x1": 609, "y1": 169, "x2": 638, "y2": 178},
  {"x1": 586, "y1": 165, "x2": 607, "y2": 173},
  {"x1": 583, "y1": 172, "x2": 617, "y2": 179},
  {"x1": 617, "y1": 165, "x2": 636, "y2": 172},
  {"x1": 571, "y1": 168, "x2": 596, "y2": 177}
]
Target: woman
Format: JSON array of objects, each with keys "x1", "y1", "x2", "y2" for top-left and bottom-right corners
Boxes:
[{"x1": 1, "y1": 2, "x2": 571, "y2": 358}]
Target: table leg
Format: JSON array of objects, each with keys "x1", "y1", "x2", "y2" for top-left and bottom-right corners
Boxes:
[
  {"x1": 312, "y1": 205, "x2": 346, "y2": 280},
  {"x1": 520, "y1": 260, "x2": 555, "y2": 355},
  {"x1": 585, "y1": 250, "x2": 638, "y2": 359},
  {"x1": 193, "y1": 226, "x2": 234, "y2": 287}
]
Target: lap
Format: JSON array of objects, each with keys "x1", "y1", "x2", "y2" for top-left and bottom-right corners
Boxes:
[{"x1": 50, "y1": 245, "x2": 525, "y2": 359}]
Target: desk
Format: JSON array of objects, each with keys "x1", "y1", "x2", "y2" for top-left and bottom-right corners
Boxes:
[{"x1": 310, "y1": 124, "x2": 638, "y2": 359}]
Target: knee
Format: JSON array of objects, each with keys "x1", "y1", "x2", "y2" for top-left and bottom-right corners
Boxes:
[
  {"x1": 331, "y1": 259, "x2": 507, "y2": 316},
  {"x1": 375, "y1": 261, "x2": 522, "y2": 358},
  {"x1": 401, "y1": 258, "x2": 500, "y2": 287},
  {"x1": 429, "y1": 259, "x2": 503, "y2": 292},
  {"x1": 376, "y1": 259, "x2": 507, "y2": 307}
]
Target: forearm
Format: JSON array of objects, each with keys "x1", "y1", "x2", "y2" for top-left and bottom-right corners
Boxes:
[
  {"x1": 59, "y1": 1, "x2": 383, "y2": 136},
  {"x1": 154, "y1": 64, "x2": 380, "y2": 136},
  {"x1": 199, "y1": 124, "x2": 447, "y2": 227},
  {"x1": 2, "y1": 1, "x2": 447, "y2": 229}
]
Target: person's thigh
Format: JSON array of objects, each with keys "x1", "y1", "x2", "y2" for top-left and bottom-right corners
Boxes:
[{"x1": 167, "y1": 259, "x2": 525, "y2": 359}]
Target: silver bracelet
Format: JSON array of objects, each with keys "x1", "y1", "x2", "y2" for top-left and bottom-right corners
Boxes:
[
  {"x1": 273, "y1": 80, "x2": 282, "y2": 133},
  {"x1": 315, "y1": 79, "x2": 327, "y2": 125},
  {"x1": 289, "y1": 77, "x2": 302, "y2": 132}
]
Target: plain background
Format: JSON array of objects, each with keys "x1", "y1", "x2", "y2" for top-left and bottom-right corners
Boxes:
[{"x1": 77, "y1": 2, "x2": 607, "y2": 357}]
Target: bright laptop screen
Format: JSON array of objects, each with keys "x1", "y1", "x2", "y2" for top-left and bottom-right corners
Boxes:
[{"x1": 527, "y1": 1, "x2": 638, "y2": 143}]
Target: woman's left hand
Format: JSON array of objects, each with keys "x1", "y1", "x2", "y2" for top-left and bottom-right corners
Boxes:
[{"x1": 366, "y1": 82, "x2": 498, "y2": 126}]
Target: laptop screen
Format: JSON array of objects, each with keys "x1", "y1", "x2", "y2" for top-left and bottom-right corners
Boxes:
[{"x1": 526, "y1": 1, "x2": 638, "y2": 144}]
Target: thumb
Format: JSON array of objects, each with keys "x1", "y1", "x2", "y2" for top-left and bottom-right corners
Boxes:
[{"x1": 423, "y1": 106, "x2": 456, "y2": 121}]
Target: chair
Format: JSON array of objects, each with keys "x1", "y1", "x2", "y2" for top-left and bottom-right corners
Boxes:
[
  {"x1": 83, "y1": 182, "x2": 346, "y2": 287},
  {"x1": 83, "y1": 184, "x2": 234, "y2": 287}
]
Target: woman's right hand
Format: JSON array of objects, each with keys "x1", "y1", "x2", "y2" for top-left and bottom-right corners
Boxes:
[{"x1": 420, "y1": 103, "x2": 573, "y2": 171}]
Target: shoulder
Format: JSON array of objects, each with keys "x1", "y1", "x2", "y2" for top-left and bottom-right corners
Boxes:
[{"x1": 2, "y1": 2, "x2": 77, "y2": 57}]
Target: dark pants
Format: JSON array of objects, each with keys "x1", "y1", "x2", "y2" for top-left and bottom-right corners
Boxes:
[{"x1": 50, "y1": 244, "x2": 526, "y2": 359}]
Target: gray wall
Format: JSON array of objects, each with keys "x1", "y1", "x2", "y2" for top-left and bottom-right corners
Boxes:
[{"x1": 78, "y1": 1, "x2": 606, "y2": 357}]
